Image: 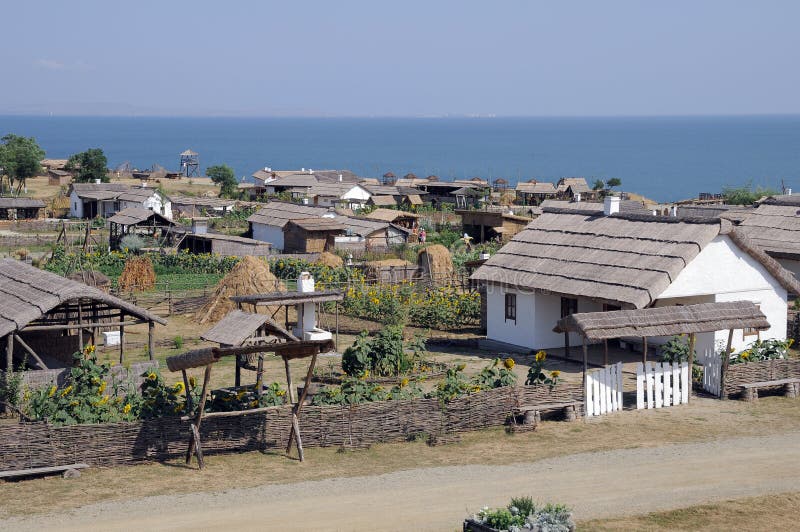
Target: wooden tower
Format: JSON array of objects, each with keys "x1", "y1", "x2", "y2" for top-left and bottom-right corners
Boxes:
[{"x1": 179, "y1": 149, "x2": 200, "y2": 177}]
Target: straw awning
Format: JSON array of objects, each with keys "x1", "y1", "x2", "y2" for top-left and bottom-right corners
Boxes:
[
  {"x1": 553, "y1": 301, "x2": 769, "y2": 341},
  {"x1": 230, "y1": 290, "x2": 344, "y2": 307}
]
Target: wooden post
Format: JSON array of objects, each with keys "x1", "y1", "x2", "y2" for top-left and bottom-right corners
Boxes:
[
  {"x1": 284, "y1": 357, "x2": 296, "y2": 404},
  {"x1": 13, "y1": 334, "x2": 48, "y2": 370},
  {"x1": 235, "y1": 354, "x2": 241, "y2": 388},
  {"x1": 77, "y1": 302, "x2": 84, "y2": 350},
  {"x1": 147, "y1": 321, "x2": 155, "y2": 361},
  {"x1": 603, "y1": 339, "x2": 609, "y2": 366},
  {"x1": 255, "y1": 354, "x2": 264, "y2": 398},
  {"x1": 642, "y1": 337, "x2": 648, "y2": 364},
  {"x1": 186, "y1": 364, "x2": 212, "y2": 467},
  {"x1": 5, "y1": 334, "x2": 12, "y2": 373},
  {"x1": 335, "y1": 303, "x2": 339, "y2": 353},
  {"x1": 181, "y1": 369, "x2": 194, "y2": 413},
  {"x1": 720, "y1": 328, "x2": 734, "y2": 400},
  {"x1": 582, "y1": 336, "x2": 589, "y2": 418},
  {"x1": 286, "y1": 352, "x2": 319, "y2": 461},
  {"x1": 119, "y1": 312, "x2": 125, "y2": 364},
  {"x1": 564, "y1": 331, "x2": 570, "y2": 361},
  {"x1": 687, "y1": 333, "x2": 696, "y2": 403}
]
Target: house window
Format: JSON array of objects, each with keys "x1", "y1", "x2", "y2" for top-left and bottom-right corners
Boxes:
[
  {"x1": 743, "y1": 304, "x2": 761, "y2": 337},
  {"x1": 561, "y1": 297, "x2": 578, "y2": 318},
  {"x1": 504, "y1": 293, "x2": 517, "y2": 323}
]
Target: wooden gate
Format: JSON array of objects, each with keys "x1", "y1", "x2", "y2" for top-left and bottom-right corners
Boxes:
[
  {"x1": 698, "y1": 349, "x2": 721, "y2": 397},
  {"x1": 636, "y1": 361, "x2": 689, "y2": 409},
  {"x1": 585, "y1": 362, "x2": 624, "y2": 417}
]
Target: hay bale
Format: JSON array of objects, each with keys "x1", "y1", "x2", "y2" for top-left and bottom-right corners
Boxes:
[
  {"x1": 317, "y1": 251, "x2": 344, "y2": 268},
  {"x1": 417, "y1": 244, "x2": 454, "y2": 282},
  {"x1": 196, "y1": 256, "x2": 285, "y2": 324},
  {"x1": 117, "y1": 256, "x2": 156, "y2": 292}
]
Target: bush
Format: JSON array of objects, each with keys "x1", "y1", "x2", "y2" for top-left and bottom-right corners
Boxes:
[
  {"x1": 341, "y1": 327, "x2": 428, "y2": 377},
  {"x1": 660, "y1": 335, "x2": 692, "y2": 363},
  {"x1": 119, "y1": 234, "x2": 147, "y2": 253},
  {"x1": 472, "y1": 497, "x2": 575, "y2": 532},
  {"x1": 208, "y1": 383, "x2": 287, "y2": 412},
  {"x1": 731, "y1": 338, "x2": 793, "y2": 364}
]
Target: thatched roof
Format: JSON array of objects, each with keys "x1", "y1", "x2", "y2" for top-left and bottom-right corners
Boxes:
[
  {"x1": 405, "y1": 194, "x2": 424, "y2": 205},
  {"x1": 247, "y1": 201, "x2": 331, "y2": 228},
  {"x1": 70, "y1": 183, "x2": 130, "y2": 201},
  {"x1": 554, "y1": 301, "x2": 769, "y2": 341},
  {"x1": 306, "y1": 182, "x2": 366, "y2": 198},
  {"x1": 676, "y1": 204, "x2": 754, "y2": 223},
  {"x1": 230, "y1": 290, "x2": 344, "y2": 306},
  {"x1": 201, "y1": 310, "x2": 296, "y2": 346},
  {"x1": 539, "y1": 199, "x2": 652, "y2": 215},
  {"x1": 66, "y1": 270, "x2": 111, "y2": 288},
  {"x1": 556, "y1": 177, "x2": 590, "y2": 192},
  {"x1": 737, "y1": 202, "x2": 800, "y2": 260},
  {"x1": 169, "y1": 195, "x2": 237, "y2": 208},
  {"x1": 180, "y1": 149, "x2": 198, "y2": 156},
  {"x1": 471, "y1": 210, "x2": 800, "y2": 309},
  {"x1": 516, "y1": 181, "x2": 557, "y2": 194},
  {"x1": 108, "y1": 207, "x2": 174, "y2": 226},
  {"x1": 340, "y1": 216, "x2": 391, "y2": 237},
  {"x1": 0, "y1": 198, "x2": 45, "y2": 209},
  {"x1": 383, "y1": 172, "x2": 396, "y2": 178},
  {"x1": 363, "y1": 208, "x2": 419, "y2": 223},
  {"x1": 286, "y1": 218, "x2": 346, "y2": 232},
  {"x1": 368, "y1": 195, "x2": 398, "y2": 206},
  {"x1": 0, "y1": 259, "x2": 166, "y2": 337},
  {"x1": 117, "y1": 187, "x2": 161, "y2": 202}
]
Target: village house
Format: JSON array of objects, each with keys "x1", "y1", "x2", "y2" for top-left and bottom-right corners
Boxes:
[
  {"x1": 282, "y1": 218, "x2": 346, "y2": 253},
  {"x1": 471, "y1": 196, "x2": 800, "y2": 356},
  {"x1": 302, "y1": 182, "x2": 372, "y2": 209},
  {"x1": 336, "y1": 216, "x2": 410, "y2": 251},
  {"x1": 515, "y1": 180, "x2": 557, "y2": 205},
  {"x1": 360, "y1": 208, "x2": 419, "y2": 230},
  {"x1": 68, "y1": 183, "x2": 172, "y2": 219},
  {"x1": 555, "y1": 177, "x2": 594, "y2": 201},
  {"x1": 47, "y1": 169, "x2": 73, "y2": 186},
  {"x1": 178, "y1": 231, "x2": 272, "y2": 257},
  {"x1": 247, "y1": 201, "x2": 334, "y2": 251},
  {"x1": 0, "y1": 198, "x2": 46, "y2": 220},
  {"x1": 108, "y1": 208, "x2": 178, "y2": 250},
  {"x1": 457, "y1": 207, "x2": 533, "y2": 243},
  {"x1": 736, "y1": 194, "x2": 800, "y2": 283}
]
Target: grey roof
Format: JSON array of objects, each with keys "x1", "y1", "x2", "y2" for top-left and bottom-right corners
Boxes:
[
  {"x1": 362, "y1": 208, "x2": 419, "y2": 222},
  {"x1": 169, "y1": 195, "x2": 236, "y2": 208},
  {"x1": 286, "y1": 217, "x2": 346, "y2": 232},
  {"x1": 516, "y1": 181, "x2": 557, "y2": 194},
  {"x1": 763, "y1": 193, "x2": 800, "y2": 207},
  {"x1": 201, "y1": 310, "x2": 294, "y2": 346},
  {"x1": 108, "y1": 207, "x2": 174, "y2": 226},
  {"x1": 70, "y1": 183, "x2": 130, "y2": 201},
  {"x1": 306, "y1": 182, "x2": 367, "y2": 198},
  {"x1": 676, "y1": 204, "x2": 754, "y2": 223},
  {"x1": 0, "y1": 259, "x2": 166, "y2": 337},
  {"x1": 271, "y1": 174, "x2": 319, "y2": 188},
  {"x1": 230, "y1": 290, "x2": 344, "y2": 306},
  {"x1": 117, "y1": 187, "x2": 159, "y2": 202},
  {"x1": 737, "y1": 202, "x2": 800, "y2": 259},
  {"x1": 540, "y1": 199, "x2": 653, "y2": 215},
  {"x1": 0, "y1": 198, "x2": 45, "y2": 209},
  {"x1": 556, "y1": 177, "x2": 590, "y2": 192},
  {"x1": 554, "y1": 301, "x2": 770, "y2": 341},
  {"x1": 247, "y1": 201, "x2": 332, "y2": 228},
  {"x1": 368, "y1": 195, "x2": 398, "y2": 206},
  {"x1": 471, "y1": 210, "x2": 800, "y2": 309},
  {"x1": 339, "y1": 216, "x2": 391, "y2": 237}
]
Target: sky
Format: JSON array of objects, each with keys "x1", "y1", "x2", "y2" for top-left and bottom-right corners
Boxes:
[{"x1": 1, "y1": 1, "x2": 799, "y2": 117}]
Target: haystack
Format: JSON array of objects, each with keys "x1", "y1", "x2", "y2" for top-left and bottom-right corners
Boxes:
[
  {"x1": 196, "y1": 256, "x2": 285, "y2": 324},
  {"x1": 317, "y1": 251, "x2": 344, "y2": 268},
  {"x1": 417, "y1": 244, "x2": 454, "y2": 282},
  {"x1": 118, "y1": 256, "x2": 156, "y2": 292}
]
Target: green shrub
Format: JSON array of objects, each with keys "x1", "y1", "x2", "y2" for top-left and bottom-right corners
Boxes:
[
  {"x1": 731, "y1": 338, "x2": 793, "y2": 364},
  {"x1": 173, "y1": 336, "x2": 184, "y2": 350},
  {"x1": 341, "y1": 326, "x2": 428, "y2": 377},
  {"x1": 660, "y1": 335, "x2": 692, "y2": 363},
  {"x1": 208, "y1": 382, "x2": 286, "y2": 412},
  {"x1": 473, "y1": 357, "x2": 517, "y2": 390}
]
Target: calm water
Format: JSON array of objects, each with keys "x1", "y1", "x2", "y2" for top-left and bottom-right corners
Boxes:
[{"x1": 2, "y1": 115, "x2": 799, "y2": 202}]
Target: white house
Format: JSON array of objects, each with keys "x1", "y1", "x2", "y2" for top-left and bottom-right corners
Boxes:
[
  {"x1": 472, "y1": 196, "x2": 800, "y2": 356},
  {"x1": 247, "y1": 200, "x2": 334, "y2": 251},
  {"x1": 69, "y1": 183, "x2": 172, "y2": 220}
]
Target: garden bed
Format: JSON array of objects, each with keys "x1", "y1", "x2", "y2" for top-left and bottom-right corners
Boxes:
[
  {"x1": 0, "y1": 383, "x2": 582, "y2": 471},
  {"x1": 723, "y1": 358, "x2": 800, "y2": 398}
]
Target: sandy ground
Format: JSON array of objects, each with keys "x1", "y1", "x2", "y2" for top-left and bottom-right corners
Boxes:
[{"x1": 3, "y1": 430, "x2": 799, "y2": 532}]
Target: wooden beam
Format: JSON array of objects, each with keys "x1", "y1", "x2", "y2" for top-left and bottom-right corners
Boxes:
[
  {"x1": 77, "y1": 302, "x2": 84, "y2": 350},
  {"x1": 642, "y1": 337, "x2": 648, "y2": 364},
  {"x1": 186, "y1": 365, "x2": 212, "y2": 467},
  {"x1": 284, "y1": 357, "x2": 295, "y2": 404},
  {"x1": 22, "y1": 319, "x2": 145, "y2": 332},
  {"x1": 720, "y1": 328, "x2": 735, "y2": 400},
  {"x1": 13, "y1": 334, "x2": 48, "y2": 370},
  {"x1": 4, "y1": 334, "x2": 11, "y2": 373},
  {"x1": 181, "y1": 369, "x2": 194, "y2": 413},
  {"x1": 147, "y1": 321, "x2": 155, "y2": 361}
]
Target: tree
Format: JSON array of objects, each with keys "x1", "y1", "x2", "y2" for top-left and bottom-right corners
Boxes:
[
  {"x1": 207, "y1": 164, "x2": 238, "y2": 198},
  {"x1": 722, "y1": 182, "x2": 779, "y2": 205},
  {"x1": 0, "y1": 134, "x2": 45, "y2": 195},
  {"x1": 66, "y1": 148, "x2": 109, "y2": 183},
  {"x1": 606, "y1": 177, "x2": 622, "y2": 190},
  {"x1": 591, "y1": 179, "x2": 605, "y2": 191}
]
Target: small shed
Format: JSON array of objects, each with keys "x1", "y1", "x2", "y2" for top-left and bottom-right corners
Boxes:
[
  {"x1": 47, "y1": 169, "x2": 72, "y2": 186},
  {"x1": 367, "y1": 195, "x2": 398, "y2": 208},
  {"x1": 178, "y1": 232, "x2": 272, "y2": 257},
  {"x1": 282, "y1": 218, "x2": 346, "y2": 253},
  {"x1": 0, "y1": 198, "x2": 46, "y2": 220},
  {"x1": 362, "y1": 208, "x2": 419, "y2": 229},
  {"x1": 457, "y1": 208, "x2": 533, "y2": 243},
  {"x1": 108, "y1": 207, "x2": 178, "y2": 250}
]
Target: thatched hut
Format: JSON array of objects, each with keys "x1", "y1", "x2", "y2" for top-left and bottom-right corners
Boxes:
[
  {"x1": 417, "y1": 244, "x2": 455, "y2": 283},
  {"x1": 196, "y1": 256, "x2": 285, "y2": 324}
]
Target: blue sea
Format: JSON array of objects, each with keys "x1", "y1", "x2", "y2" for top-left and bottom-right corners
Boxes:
[{"x1": 2, "y1": 115, "x2": 799, "y2": 202}]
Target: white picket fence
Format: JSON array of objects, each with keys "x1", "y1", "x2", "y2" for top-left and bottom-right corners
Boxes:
[
  {"x1": 636, "y1": 361, "x2": 689, "y2": 409},
  {"x1": 698, "y1": 349, "x2": 721, "y2": 397},
  {"x1": 585, "y1": 362, "x2": 624, "y2": 417}
]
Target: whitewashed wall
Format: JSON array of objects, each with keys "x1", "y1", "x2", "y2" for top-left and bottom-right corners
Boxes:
[
  {"x1": 251, "y1": 222, "x2": 283, "y2": 250},
  {"x1": 69, "y1": 190, "x2": 83, "y2": 218}
]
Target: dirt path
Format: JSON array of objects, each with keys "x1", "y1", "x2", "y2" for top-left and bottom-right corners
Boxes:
[{"x1": 4, "y1": 431, "x2": 800, "y2": 531}]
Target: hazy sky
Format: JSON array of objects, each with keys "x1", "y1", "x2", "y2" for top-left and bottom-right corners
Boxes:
[{"x1": 2, "y1": 1, "x2": 798, "y2": 117}]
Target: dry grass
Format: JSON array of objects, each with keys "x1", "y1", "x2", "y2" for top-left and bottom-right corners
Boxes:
[
  {"x1": 117, "y1": 256, "x2": 156, "y2": 292},
  {"x1": 580, "y1": 492, "x2": 800, "y2": 531},
  {"x1": 1, "y1": 396, "x2": 799, "y2": 518}
]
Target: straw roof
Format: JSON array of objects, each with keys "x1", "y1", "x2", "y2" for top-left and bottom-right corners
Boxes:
[
  {"x1": 340, "y1": 216, "x2": 391, "y2": 237},
  {"x1": 108, "y1": 207, "x2": 174, "y2": 227},
  {"x1": 0, "y1": 198, "x2": 45, "y2": 209},
  {"x1": 0, "y1": 259, "x2": 165, "y2": 337},
  {"x1": 471, "y1": 210, "x2": 800, "y2": 309},
  {"x1": 737, "y1": 202, "x2": 800, "y2": 260},
  {"x1": 516, "y1": 181, "x2": 557, "y2": 194},
  {"x1": 362, "y1": 208, "x2": 419, "y2": 223},
  {"x1": 405, "y1": 194, "x2": 424, "y2": 205},
  {"x1": 287, "y1": 218, "x2": 346, "y2": 232},
  {"x1": 230, "y1": 290, "x2": 344, "y2": 306},
  {"x1": 556, "y1": 177, "x2": 590, "y2": 192},
  {"x1": 70, "y1": 183, "x2": 130, "y2": 201},
  {"x1": 201, "y1": 310, "x2": 296, "y2": 346},
  {"x1": 117, "y1": 187, "x2": 160, "y2": 202},
  {"x1": 553, "y1": 301, "x2": 770, "y2": 341},
  {"x1": 306, "y1": 182, "x2": 366, "y2": 198},
  {"x1": 383, "y1": 172, "x2": 396, "y2": 178},
  {"x1": 247, "y1": 201, "x2": 331, "y2": 228},
  {"x1": 368, "y1": 195, "x2": 398, "y2": 206},
  {"x1": 169, "y1": 195, "x2": 237, "y2": 208}
]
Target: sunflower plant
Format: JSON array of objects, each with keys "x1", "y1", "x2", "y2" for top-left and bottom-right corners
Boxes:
[
  {"x1": 472, "y1": 357, "x2": 517, "y2": 390},
  {"x1": 525, "y1": 351, "x2": 561, "y2": 389}
]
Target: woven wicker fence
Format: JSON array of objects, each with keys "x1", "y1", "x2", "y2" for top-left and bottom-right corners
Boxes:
[
  {"x1": 0, "y1": 383, "x2": 582, "y2": 471},
  {"x1": 723, "y1": 358, "x2": 800, "y2": 398}
]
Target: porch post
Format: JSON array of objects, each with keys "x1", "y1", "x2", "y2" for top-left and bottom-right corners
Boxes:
[
  {"x1": 642, "y1": 337, "x2": 647, "y2": 364},
  {"x1": 119, "y1": 311, "x2": 125, "y2": 364},
  {"x1": 603, "y1": 339, "x2": 609, "y2": 366},
  {"x1": 720, "y1": 328, "x2": 734, "y2": 400},
  {"x1": 148, "y1": 321, "x2": 155, "y2": 361},
  {"x1": 687, "y1": 333, "x2": 696, "y2": 403},
  {"x1": 582, "y1": 336, "x2": 589, "y2": 415}
]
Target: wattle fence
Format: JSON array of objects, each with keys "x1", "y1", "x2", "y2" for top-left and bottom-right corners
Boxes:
[{"x1": 0, "y1": 383, "x2": 583, "y2": 471}]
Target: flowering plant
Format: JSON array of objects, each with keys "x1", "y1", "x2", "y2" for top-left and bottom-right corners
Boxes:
[{"x1": 525, "y1": 351, "x2": 560, "y2": 389}]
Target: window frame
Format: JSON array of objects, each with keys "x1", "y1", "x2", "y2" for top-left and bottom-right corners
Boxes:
[{"x1": 504, "y1": 293, "x2": 517, "y2": 323}]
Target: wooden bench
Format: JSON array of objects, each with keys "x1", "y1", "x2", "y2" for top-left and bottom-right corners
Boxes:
[
  {"x1": 0, "y1": 463, "x2": 88, "y2": 480},
  {"x1": 515, "y1": 401, "x2": 579, "y2": 426},
  {"x1": 740, "y1": 378, "x2": 800, "y2": 401}
]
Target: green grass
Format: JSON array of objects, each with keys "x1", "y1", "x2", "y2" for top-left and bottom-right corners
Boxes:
[{"x1": 154, "y1": 272, "x2": 223, "y2": 290}]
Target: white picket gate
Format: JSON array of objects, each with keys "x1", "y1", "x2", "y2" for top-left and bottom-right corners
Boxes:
[
  {"x1": 636, "y1": 361, "x2": 689, "y2": 409},
  {"x1": 585, "y1": 362, "x2": 624, "y2": 417},
  {"x1": 699, "y1": 349, "x2": 722, "y2": 397}
]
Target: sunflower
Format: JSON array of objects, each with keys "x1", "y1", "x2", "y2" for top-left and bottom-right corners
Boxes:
[
  {"x1": 535, "y1": 351, "x2": 546, "y2": 363},
  {"x1": 174, "y1": 382, "x2": 185, "y2": 394},
  {"x1": 147, "y1": 372, "x2": 157, "y2": 381},
  {"x1": 550, "y1": 370, "x2": 561, "y2": 379},
  {"x1": 123, "y1": 403, "x2": 132, "y2": 414},
  {"x1": 503, "y1": 358, "x2": 515, "y2": 369}
]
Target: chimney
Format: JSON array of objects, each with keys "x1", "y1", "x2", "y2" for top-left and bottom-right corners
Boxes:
[
  {"x1": 308, "y1": 168, "x2": 313, "y2": 174},
  {"x1": 670, "y1": 205, "x2": 678, "y2": 217},
  {"x1": 94, "y1": 178, "x2": 101, "y2": 184},
  {"x1": 788, "y1": 188, "x2": 793, "y2": 195},
  {"x1": 604, "y1": 195, "x2": 621, "y2": 216},
  {"x1": 301, "y1": 167, "x2": 305, "y2": 172},
  {"x1": 302, "y1": 197, "x2": 309, "y2": 205},
  {"x1": 191, "y1": 218, "x2": 208, "y2": 235},
  {"x1": 573, "y1": 192, "x2": 581, "y2": 203},
  {"x1": 338, "y1": 174, "x2": 343, "y2": 182}
]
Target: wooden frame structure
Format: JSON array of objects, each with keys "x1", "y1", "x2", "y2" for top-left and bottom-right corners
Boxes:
[
  {"x1": 553, "y1": 301, "x2": 771, "y2": 404},
  {"x1": 166, "y1": 339, "x2": 335, "y2": 468}
]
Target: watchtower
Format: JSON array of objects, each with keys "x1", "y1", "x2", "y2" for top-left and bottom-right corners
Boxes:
[{"x1": 179, "y1": 149, "x2": 199, "y2": 177}]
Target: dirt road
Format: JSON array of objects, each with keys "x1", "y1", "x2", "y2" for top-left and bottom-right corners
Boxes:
[{"x1": 4, "y1": 431, "x2": 800, "y2": 531}]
